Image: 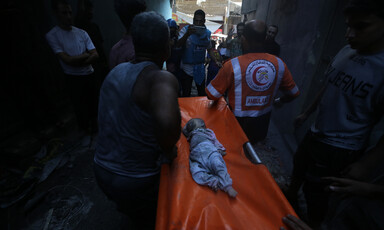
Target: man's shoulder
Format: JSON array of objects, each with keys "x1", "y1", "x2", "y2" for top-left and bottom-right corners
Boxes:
[
  {"x1": 46, "y1": 26, "x2": 59, "y2": 37},
  {"x1": 71, "y1": 26, "x2": 86, "y2": 33},
  {"x1": 71, "y1": 26, "x2": 90, "y2": 37},
  {"x1": 148, "y1": 68, "x2": 176, "y2": 82},
  {"x1": 238, "y1": 53, "x2": 287, "y2": 69},
  {"x1": 239, "y1": 52, "x2": 276, "y2": 60}
]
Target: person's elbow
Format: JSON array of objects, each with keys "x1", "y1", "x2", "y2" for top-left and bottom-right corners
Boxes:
[
  {"x1": 283, "y1": 86, "x2": 300, "y2": 102},
  {"x1": 86, "y1": 50, "x2": 99, "y2": 64},
  {"x1": 205, "y1": 88, "x2": 221, "y2": 101}
]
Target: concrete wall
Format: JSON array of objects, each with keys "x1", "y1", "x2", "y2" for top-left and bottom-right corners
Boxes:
[{"x1": 242, "y1": 0, "x2": 349, "y2": 151}]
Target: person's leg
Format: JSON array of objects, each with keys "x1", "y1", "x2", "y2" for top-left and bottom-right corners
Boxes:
[
  {"x1": 84, "y1": 73, "x2": 98, "y2": 133},
  {"x1": 77, "y1": 74, "x2": 98, "y2": 134},
  {"x1": 302, "y1": 136, "x2": 362, "y2": 227},
  {"x1": 285, "y1": 131, "x2": 312, "y2": 200},
  {"x1": 236, "y1": 113, "x2": 271, "y2": 145},
  {"x1": 66, "y1": 75, "x2": 89, "y2": 133},
  {"x1": 210, "y1": 154, "x2": 232, "y2": 190},
  {"x1": 206, "y1": 69, "x2": 214, "y2": 86},
  {"x1": 196, "y1": 79, "x2": 206, "y2": 96},
  {"x1": 179, "y1": 70, "x2": 193, "y2": 97},
  {"x1": 93, "y1": 163, "x2": 159, "y2": 230}
]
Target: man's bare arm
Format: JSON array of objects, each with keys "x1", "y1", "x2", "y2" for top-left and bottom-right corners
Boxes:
[
  {"x1": 57, "y1": 48, "x2": 98, "y2": 67},
  {"x1": 150, "y1": 70, "x2": 181, "y2": 160},
  {"x1": 57, "y1": 52, "x2": 89, "y2": 66},
  {"x1": 176, "y1": 26, "x2": 195, "y2": 47},
  {"x1": 323, "y1": 176, "x2": 384, "y2": 200},
  {"x1": 294, "y1": 82, "x2": 327, "y2": 128},
  {"x1": 84, "y1": 49, "x2": 99, "y2": 65}
]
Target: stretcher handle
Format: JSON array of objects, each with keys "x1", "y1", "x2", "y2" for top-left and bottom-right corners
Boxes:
[{"x1": 244, "y1": 142, "x2": 262, "y2": 164}]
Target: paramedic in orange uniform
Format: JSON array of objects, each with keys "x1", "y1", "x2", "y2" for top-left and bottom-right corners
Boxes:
[{"x1": 205, "y1": 20, "x2": 300, "y2": 144}]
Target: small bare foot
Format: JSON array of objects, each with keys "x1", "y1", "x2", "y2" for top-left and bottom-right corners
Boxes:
[{"x1": 227, "y1": 187, "x2": 238, "y2": 198}]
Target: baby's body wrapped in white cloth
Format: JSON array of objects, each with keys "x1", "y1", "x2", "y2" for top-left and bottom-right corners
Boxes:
[{"x1": 183, "y1": 118, "x2": 237, "y2": 198}]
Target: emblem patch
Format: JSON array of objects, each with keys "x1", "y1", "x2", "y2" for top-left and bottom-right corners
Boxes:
[{"x1": 245, "y1": 60, "x2": 276, "y2": 91}]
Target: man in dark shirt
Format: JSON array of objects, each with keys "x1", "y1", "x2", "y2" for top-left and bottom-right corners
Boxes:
[{"x1": 264, "y1": 25, "x2": 281, "y2": 56}]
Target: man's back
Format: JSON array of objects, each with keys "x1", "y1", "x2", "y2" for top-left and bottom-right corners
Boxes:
[
  {"x1": 206, "y1": 52, "x2": 299, "y2": 117},
  {"x1": 95, "y1": 61, "x2": 161, "y2": 177}
]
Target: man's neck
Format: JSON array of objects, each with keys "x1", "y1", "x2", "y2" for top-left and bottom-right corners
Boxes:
[
  {"x1": 58, "y1": 24, "x2": 72, "y2": 31},
  {"x1": 244, "y1": 45, "x2": 265, "y2": 54},
  {"x1": 134, "y1": 55, "x2": 163, "y2": 69},
  {"x1": 357, "y1": 41, "x2": 384, "y2": 55}
]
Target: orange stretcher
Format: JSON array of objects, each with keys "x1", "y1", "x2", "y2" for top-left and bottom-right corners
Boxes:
[{"x1": 156, "y1": 97, "x2": 297, "y2": 230}]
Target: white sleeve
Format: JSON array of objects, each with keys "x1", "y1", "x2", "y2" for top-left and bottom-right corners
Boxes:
[
  {"x1": 83, "y1": 30, "x2": 96, "y2": 51},
  {"x1": 45, "y1": 31, "x2": 63, "y2": 54}
]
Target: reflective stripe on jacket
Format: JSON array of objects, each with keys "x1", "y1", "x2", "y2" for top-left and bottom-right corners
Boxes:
[{"x1": 206, "y1": 53, "x2": 299, "y2": 117}]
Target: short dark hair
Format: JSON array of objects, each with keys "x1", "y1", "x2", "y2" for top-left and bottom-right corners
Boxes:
[
  {"x1": 243, "y1": 21, "x2": 266, "y2": 43},
  {"x1": 51, "y1": 0, "x2": 69, "y2": 11},
  {"x1": 237, "y1": 22, "x2": 245, "y2": 29},
  {"x1": 131, "y1": 11, "x2": 169, "y2": 55},
  {"x1": 114, "y1": 0, "x2": 146, "y2": 31},
  {"x1": 344, "y1": 0, "x2": 384, "y2": 18},
  {"x1": 194, "y1": 9, "x2": 205, "y2": 18}
]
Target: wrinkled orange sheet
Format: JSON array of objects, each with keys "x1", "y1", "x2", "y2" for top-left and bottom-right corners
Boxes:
[{"x1": 156, "y1": 97, "x2": 296, "y2": 230}]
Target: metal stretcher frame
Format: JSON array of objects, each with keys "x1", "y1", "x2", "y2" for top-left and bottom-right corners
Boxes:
[{"x1": 156, "y1": 97, "x2": 296, "y2": 230}]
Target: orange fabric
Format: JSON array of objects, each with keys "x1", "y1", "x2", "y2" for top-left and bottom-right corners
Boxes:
[
  {"x1": 206, "y1": 53, "x2": 299, "y2": 112},
  {"x1": 156, "y1": 97, "x2": 297, "y2": 230}
]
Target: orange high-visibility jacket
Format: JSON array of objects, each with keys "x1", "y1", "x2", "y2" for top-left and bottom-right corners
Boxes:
[{"x1": 206, "y1": 53, "x2": 300, "y2": 117}]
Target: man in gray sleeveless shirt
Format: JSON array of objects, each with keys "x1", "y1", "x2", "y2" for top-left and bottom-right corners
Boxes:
[
  {"x1": 286, "y1": 0, "x2": 384, "y2": 228},
  {"x1": 93, "y1": 12, "x2": 181, "y2": 230}
]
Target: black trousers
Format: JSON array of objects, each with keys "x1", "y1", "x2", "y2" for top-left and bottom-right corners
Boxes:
[
  {"x1": 65, "y1": 73, "x2": 98, "y2": 133},
  {"x1": 292, "y1": 131, "x2": 363, "y2": 226},
  {"x1": 179, "y1": 70, "x2": 206, "y2": 97},
  {"x1": 93, "y1": 163, "x2": 159, "y2": 230},
  {"x1": 236, "y1": 112, "x2": 271, "y2": 144}
]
